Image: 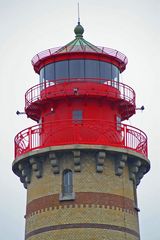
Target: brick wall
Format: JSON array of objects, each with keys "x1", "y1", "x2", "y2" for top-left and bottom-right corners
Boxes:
[{"x1": 25, "y1": 150, "x2": 140, "y2": 240}]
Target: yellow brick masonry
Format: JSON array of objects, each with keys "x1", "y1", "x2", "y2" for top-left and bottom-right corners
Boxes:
[
  {"x1": 26, "y1": 228, "x2": 138, "y2": 240},
  {"x1": 26, "y1": 205, "x2": 139, "y2": 234},
  {"x1": 25, "y1": 151, "x2": 140, "y2": 240},
  {"x1": 27, "y1": 154, "x2": 134, "y2": 204}
]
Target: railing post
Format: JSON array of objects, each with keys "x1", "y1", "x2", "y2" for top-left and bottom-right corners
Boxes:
[
  {"x1": 30, "y1": 88, "x2": 32, "y2": 104},
  {"x1": 123, "y1": 84, "x2": 125, "y2": 100},
  {"x1": 14, "y1": 139, "x2": 17, "y2": 158},
  {"x1": 124, "y1": 125, "x2": 127, "y2": 147},
  {"x1": 29, "y1": 128, "x2": 32, "y2": 151}
]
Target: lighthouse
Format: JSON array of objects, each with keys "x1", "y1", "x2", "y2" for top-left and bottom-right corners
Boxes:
[{"x1": 13, "y1": 22, "x2": 150, "y2": 240}]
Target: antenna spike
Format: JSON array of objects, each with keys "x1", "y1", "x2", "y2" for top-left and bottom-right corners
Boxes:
[{"x1": 78, "y1": 2, "x2": 80, "y2": 24}]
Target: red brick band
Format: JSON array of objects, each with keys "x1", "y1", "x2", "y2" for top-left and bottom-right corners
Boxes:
[
  {"x1": 26, "y1": 192, "x2": 135, "y2": 217},
  {"x1": 25, "y1": 223, "x2": 139, "y2": 239}
]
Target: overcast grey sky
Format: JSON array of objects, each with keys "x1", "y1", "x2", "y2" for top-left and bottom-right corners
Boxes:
[{"x1": 0, "y1": 0, "x2": 159, "y2": 239}]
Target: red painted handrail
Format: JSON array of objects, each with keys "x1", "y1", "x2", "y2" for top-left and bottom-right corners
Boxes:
[
  {"x1": 31, "y1": 46, "x2": 128, "y2": 66},
  {"x1": 25, "y1": 79, "x2": 135, "y2": 109},
  {"x1": 14, "y1": 120, "x2": 147, "y2": 159}
]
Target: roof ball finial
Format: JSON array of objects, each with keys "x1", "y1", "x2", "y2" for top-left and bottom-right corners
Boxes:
[{"x1": 74, "y1": 22, "x2": 84, "y2": 38}]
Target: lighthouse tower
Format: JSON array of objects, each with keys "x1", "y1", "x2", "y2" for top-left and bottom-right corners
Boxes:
[{"x1": 13, "y1": 22, "x2": 150, "y2": 240}]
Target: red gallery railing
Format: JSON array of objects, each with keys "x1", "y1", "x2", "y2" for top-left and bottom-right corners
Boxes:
[
  {"x1": 14, "y1": 120, "x2": 147, "y2": 159},
  {"x1": 31, "y1": 46, "x2": 128, "y2": 66},
  {"x1": 25, "y1": 79, "x2": 135, "y2": 109}
]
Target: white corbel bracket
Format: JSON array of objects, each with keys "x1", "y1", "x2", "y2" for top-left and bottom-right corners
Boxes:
[
  {"x1": 73, "y1": 150, "x2": 81, "y2": 172},
  {"x1": 115, "y1": 154, "x2": 127, "y2": 176},
  {"x1": 29, "y1": 157, "x2": 43, "y2": 178},
  {"x1": 49, "y1": 152, "x2": 60, "y2": 174},
  {"x1": 136, "y1": 164, "x2": 147, "y2": 185},
  {"x1": 129, "y1": 159, "x2": 142, "y2": 182},
  {"x1": 18, "y1": 162, "x2": 31, "y2": 187},
  {"x1": 96, "y1": 151, "x2": 106, "y2": 173}
]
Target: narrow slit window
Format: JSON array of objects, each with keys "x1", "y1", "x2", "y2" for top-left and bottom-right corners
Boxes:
[
  {"x1": 62, "y1": 169, "x2": 73, "y2": 195},
  {"x1": 116, "y1": 116, "x2": 121, "y2": 131}
]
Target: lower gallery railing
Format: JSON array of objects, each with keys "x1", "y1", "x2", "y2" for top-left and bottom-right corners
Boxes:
[
  {"x1": 14, "y1": 120, "x2": 147, "y2": 159},
  {"x1": 25, "y1": 79, "x2": 135, "y2": 109}
]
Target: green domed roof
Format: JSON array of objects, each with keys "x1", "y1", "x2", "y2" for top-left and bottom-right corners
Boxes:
[{"x1": 55, "y1": 22, "x2": 102, "y2": 54}]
